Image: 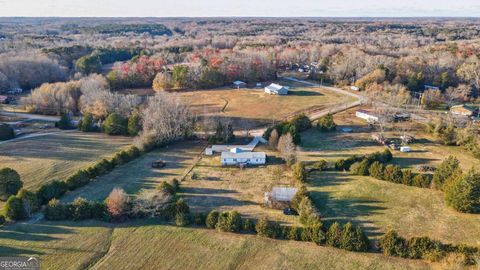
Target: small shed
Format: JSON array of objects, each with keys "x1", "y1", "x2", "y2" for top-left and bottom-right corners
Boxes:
[
  {"x1": 233, "y1": 81, "x2": 247, "y2": 89},
  {"x1": 400, "y1": 146, "x2": 411, "y2": 152},
  {"x1": 356, "y1": 110, "x2": 379, "y2": 123},
  {"x1": 264, "y1": 187, "x2": 298, "y2": 209}
]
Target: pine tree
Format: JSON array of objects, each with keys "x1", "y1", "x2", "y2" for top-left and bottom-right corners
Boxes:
[
  {"x1": 326, "y1": 222, "x2": 342, "y2": 248},
  {"x1": 444, "y1": 169, "x2": 480, "y2": 213},
  {"x1": 433, "y1": 156, "x2": 460, "y2": 190}
]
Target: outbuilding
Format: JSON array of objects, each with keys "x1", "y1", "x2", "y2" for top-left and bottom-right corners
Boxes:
[
  {"x1": 265, "y1": 83, "x2": 289, "y2": 95},
  {"x1": 264, "y1": 187, "x2": 298, "y2": 209},
  {"x1": 400, "y1": 146, "x2": 411, "y2": 152},
  {"x1": 232, "y1": 81, "x2": 247, "y2": 89},
  {"x1": 450, "y1": 104, "x2": 477, "y2": 117},
  {"x1": 356, "y1": 110, "x2": 379, "y2": 122}
]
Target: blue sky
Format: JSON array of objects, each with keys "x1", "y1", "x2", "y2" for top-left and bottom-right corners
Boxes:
[{"x1": 0, "y1": 0, "x2": 479, "y2": 17}]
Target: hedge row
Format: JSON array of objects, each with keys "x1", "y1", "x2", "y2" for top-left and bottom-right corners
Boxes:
[
  {"x1": 334, "y1": 149, "x2": 393, "y2": 171},
  {"x1": 380, "y1": 230, "x2": 479, "y2": 265},
  {"x1": 5, "y1": 146, "x2": 142, "y2": 221}
]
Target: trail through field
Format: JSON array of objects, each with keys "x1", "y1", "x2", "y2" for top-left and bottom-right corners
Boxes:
[{"x1": 0, "y1": 129, "x2": 76, "y2": 145}]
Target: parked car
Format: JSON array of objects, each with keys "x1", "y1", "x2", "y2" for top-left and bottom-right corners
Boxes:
[{"x1": 151, "y1": 159, "x2": 166, "y2": 168}]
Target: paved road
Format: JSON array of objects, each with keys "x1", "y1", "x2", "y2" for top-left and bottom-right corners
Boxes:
[{"x1": 0, "y1": 111, "x2": 61, "y2": 122}]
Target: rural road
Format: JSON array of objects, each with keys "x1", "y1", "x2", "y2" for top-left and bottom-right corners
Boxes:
[
  {"x1": 0, "y1": 111, "x2": 61, "y2": 122},
  {"x1": 248, "y1": 77, "x2": 364, "y2": 137}
]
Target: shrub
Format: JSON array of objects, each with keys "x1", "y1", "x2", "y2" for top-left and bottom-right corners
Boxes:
[
  {"x1": 379, "y1": 230, "x2": 408, "y2": 257},
  {"x1": 242, "y1": 218, "x2": 256, "y2": 232},
  {"x1": 255, "y1": 217, "x2": 280, "y2": 239},
  {"x1": 0, "y1": 215, "x2": 5, "y2": 226},
  {"x1": 127, "y1": 111, "x2": 142, "y2": 136},
  {"x1": 44, "y1": 199, "x2": 69, "y2": 220},
  {"x1": 413, "y1": 174, "x2": 432, "y2": 188},
  {"x1": 79, "y1": 113, "x2": 95, "y2": 132},
  {"x1": 102, "y1": 112, "x2": 128, "y2": 135},
  {"x1": 65, "y1": 170, "x2": 90, "y2": 191},
  {"x1": 106, "y1": 187, "x2": 130, "y2": 219},
  {"x1": 432, "y1": 156, "x2": 460, "y2": 190},
  {"x1": 37, "y1": 180, "x2": 67, "y2": 204},
  {"x1": 301, "y1": 222, "x2": 325, "y2": 244},
  {"x1": 175, "y1": 212, "x2": 190, "y2": 227},
  {"x1": 350, "y1": 159, "x2": 370, "y2": 176},
  {"x1": 407, "y1": 236, "x2": 439, "y2": 259},
  {"x1": 157, "y1": 181, "x2": 175, "y2": 195},
  {"x1": 352, "y1": 226, "x2": 370, "y2": 252},
  {"x1": 326, "y1": 222, "x2": 342, "y2": 248},
  {"x1": 444, "y1": 169, "x2": 480, "y2": 213},
  {"x1": 290, "y1": 185, "x2": 308, "y2": 213},
  {"x1": 170, "y1": 178, "x2": 180, "y2": 192},
  {"x1": 316, "y1": 113, "x2": 337, "y2": 132},
  {"x1": 193, "y1": 213, "x2": 207, "y2": 226},
  {"x1": 0, "y1": 168, "x2": 23, "y2": 201},
  {"x1": 402, "y1": 170, "x2": 414, "y2": 186},
  {"x1": 206, "y1": 210, "x2": 220, "y2": 229},
  {"x1": 5, "y1": 195, "x2": 26, "y2": 220},
  {"x1": 175, "y1": 199, "x2": 190, "y2": 216},
  {"x1": 0, "y1": 123, "x2": 14, "y2": 141},
  {"x1": 56, "y1": 113, "x2": 73, "y2": 130},
  {"x1": 284, "y1": 226, "x2": 302, "y2": 241},
  {"x1": 70, "y1": 197, "x2": 93, "y2": 221},
  {"x1": 384, "y1": 164, "x2": 403, "y2": 183},
  {"x1": 90, "y1": 201, "x2": 108, "y2": 221},
  {"x1": 298, "y1": 196, "x2": 321, "y2": 225},
  {"x1": 290, "y1": 114, "x2": 312, "y2": 132},
  {"x1": 368, "y1": 161, "x2": 385, "y2": 180},
  {"x1": 311, "y1": 160, "x2": 328, "y2": 171},
  {"x1": 17, "y1": 189, "x2": 40, "y2": 217},
  {"x1": 340, "y1": 222, "x2": 370, "y2": 252},
  {"x1": 292, "y1": 162, "x2": 307, "y2": 183},
  {"x1": 216, "y1": 211, "x2": 242, "y2": 233}
]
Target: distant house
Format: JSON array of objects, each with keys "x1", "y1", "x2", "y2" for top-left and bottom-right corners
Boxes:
[
  {"x1": 450, "y1": 104, "x2": 477, "y2": 117},
  {"x1": 265, "y1": 83, "x2": 289, "y2": 95},
  {"x1": 356, "y1": 110, "x2": 379, "y2": 122},
  {"x1": 424, "y1": 85, "x2": 440, "y2": 91},
  {"x1": 232, "y1": 81, "x2": 247, "y2": 89},
  {"x1": 220, "y1": 151, "x2": 266, "y2": 166},
  {"x1": 264, "y1": 187, "x2": 298, "y2": 209}
]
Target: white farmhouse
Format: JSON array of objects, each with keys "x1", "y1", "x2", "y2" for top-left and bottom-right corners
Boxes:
[
  {"x1": 221, "y1": 151, "x2": 266, "y2": 166},
  {"x1": 265, "y1": 83, "x2": 289, "y2": 95},
  {"x1": 356, "y1": 110, "x2": 379, "y2": 123}
]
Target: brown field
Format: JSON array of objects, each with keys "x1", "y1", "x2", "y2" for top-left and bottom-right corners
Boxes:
[{"x1": 181, "y1": 144, "x2": 301, "y2": 225}]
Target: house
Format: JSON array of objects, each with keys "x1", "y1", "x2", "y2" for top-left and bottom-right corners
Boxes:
[
  {"x1": 264, "y1": 187, "x2": 298, "y2": 209},
  {"x1": 220, "y1": 151, "x2": 266, "y2": 166},
  {"x1": 264, "y1": 83, "x2": 289, "y2": 95},
  {"x1": 450, "y1": 104, "x2": 477, "y2": 117},
  {"x1": 356, "y1": 110, "x2": 379, "y2": 122},
  {"x1": 232, "y1": 81, "x2": 247, "y2": 89}
]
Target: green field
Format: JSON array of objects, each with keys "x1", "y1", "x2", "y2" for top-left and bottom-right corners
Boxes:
[
  {"x1": 0, "y1": 132, "x2": 132, "y2": 191},
  {"x1": 61, "y1": 140, "x2": 204, "y2": 202},
  {"x1": 0, "y1": 220, "x2": 432, "y2": 270}
]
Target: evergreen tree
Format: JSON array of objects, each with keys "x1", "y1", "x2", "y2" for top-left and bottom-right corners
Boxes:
[
  {"x1": 79, "y1": 113, "x2": 95, "y2": 132},
  {"x1": 127, "y1": 111, "x2": 142, "y2": 136},
  {"x1": 444, "y1": 169, "x2": 480, "y2": 213},
  {"x1": 0, "y1": 168, "x2": 23, "y2": 201},
  {"x1": 316, "y1": 113, "x2": 337, "y2": 132},
  {"x1": 433, "y1": 156, "x2": 460, "y2": 190},
  {"x1": 5, "y1": 195, "x2": 26, "y2": 220},
  {"x1": 379, "y1": 230, "x2": 408, "y2": 257},
  {"x1": 102, "y1": 113, "x2": 128, "y2": 135},
  {"x1": 292, "y1": 162, "x2": 307, "y2": 183},
  {"x1": 368, "y1": 161, "x2": 385, "y2": 180},
  {"x1": 326, "y1": 222, "x2": 342, "y2": 248}
]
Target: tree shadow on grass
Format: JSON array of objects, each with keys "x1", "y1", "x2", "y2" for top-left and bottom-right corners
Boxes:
[
  {"x1": 308, "y1": 171, "x2": 387, "y2": 238},
  {"x1": 289, "y1": 90, "x2": 323, "y2": 96},
  {"x1": 0, "y1": 246, "x2": 45, "y2": 257}
]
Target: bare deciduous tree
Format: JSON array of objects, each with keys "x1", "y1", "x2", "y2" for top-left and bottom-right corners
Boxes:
[{"x1": 106, "y1": 187, "x2": 130, "y2": 219}]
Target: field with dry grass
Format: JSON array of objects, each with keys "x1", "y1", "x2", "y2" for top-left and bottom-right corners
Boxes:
[{"x1": 0, "y1": 220, "x2": 433, "y2": 270}]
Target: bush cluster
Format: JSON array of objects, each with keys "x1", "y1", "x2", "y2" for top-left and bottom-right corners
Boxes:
[
  {"x1": 334, "y1": 149, "x2": 393, "y2": 171},
  {"x1": 44, "y1": 198, "x2": 108, "y2": 221},
  {"x1": 264, "y1": 114, "x2": 311, "y2": 144},
  {"x1": 380, "y1": 230, "x2": 479, "y2": 265},
  {"x1": 0, "y1": 123, "x2": 15, "y2": 141},
  {"x1": 316, "y1": 113, "x2": 337, "y2": 132}
]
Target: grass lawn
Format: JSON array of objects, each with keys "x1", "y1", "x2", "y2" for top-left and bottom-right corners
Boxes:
[
  {"x1": 180, "y1": 79, "x2": 354, "y2": 128},
  {"x1": 181, "y1": 145, "x2": 301, "y2": 225},
  {"x1": 0, "y1": 219, "x2": 432, "y2": 270},
  {"x1": 299, "y1": 108, "x2": 479, "y2": 172},
  {"x1": 62, "y1": 140, "x2": 205, "y2": 202},
  {"x1": 0, "y1": 132, "x2": 132, "y2": 209},
  {"x1": 308, "y1": 171, "x2": 480, "y2": 247}
]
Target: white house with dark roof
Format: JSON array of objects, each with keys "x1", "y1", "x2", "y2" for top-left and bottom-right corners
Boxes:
[{"x1": 265, "y1": 83, "x2": 289, "y2": 95}]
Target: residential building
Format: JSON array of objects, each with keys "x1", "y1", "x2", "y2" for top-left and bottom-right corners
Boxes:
[
  {"x1": 450, "y1": 104, "x2": 477, "y2": 117},
  {"x1": 220, "y1": 151, "x2": 266, "y2": 166}
]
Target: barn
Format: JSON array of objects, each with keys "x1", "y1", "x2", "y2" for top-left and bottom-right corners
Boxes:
[{"x1": 264, "y1": 83, "x2": 289, "y2": 95}]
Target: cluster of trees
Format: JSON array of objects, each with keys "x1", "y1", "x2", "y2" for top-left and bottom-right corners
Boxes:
[
  {"x1": 75, "y1": 48, "x2": 140, "y2": 75},
  {"x1": 380, "y1": 230, "x2": 479, "y2": 265},
  {"x1": 432, "y1": 156, "x2": 480, "y2": 213},
  {"x1": 207, "y1": 120, "x2": 235, "y2": 144},
  {"x1": 4, "y1": 146, "x2": 142, "y2": 221},
  {"x1": 107, "y1": 56, "x2": 166, "y2": 89},
  {"x1": 334, "y1": 149, "x2": 393, "y2": 171},
  {"x1": 426, "y1": 121, "x2": 480, "y2": 160},
  {"x1": 0, "y1": 52, "x2": 67, "y2": 92},
  {"x1": 265, "y1": 114, "x2": 311, "y2": 146}
]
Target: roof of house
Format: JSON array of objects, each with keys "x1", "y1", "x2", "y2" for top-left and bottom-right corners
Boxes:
[
  {"x1": 221, "y1": 151, "x2": 266, "y2": 159},
  {"x1": 265, "y1": 83, "x2": 289, "y2": 92},
  {"x1": 268, "y1": 187, "x2": 298, "y2": 201},
  {"x1": 233, "y1": 80, "x2": 246, "y2": 85},
  {"x1": 230, "y1": 147, "x2": 243, "y2": 153}
]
